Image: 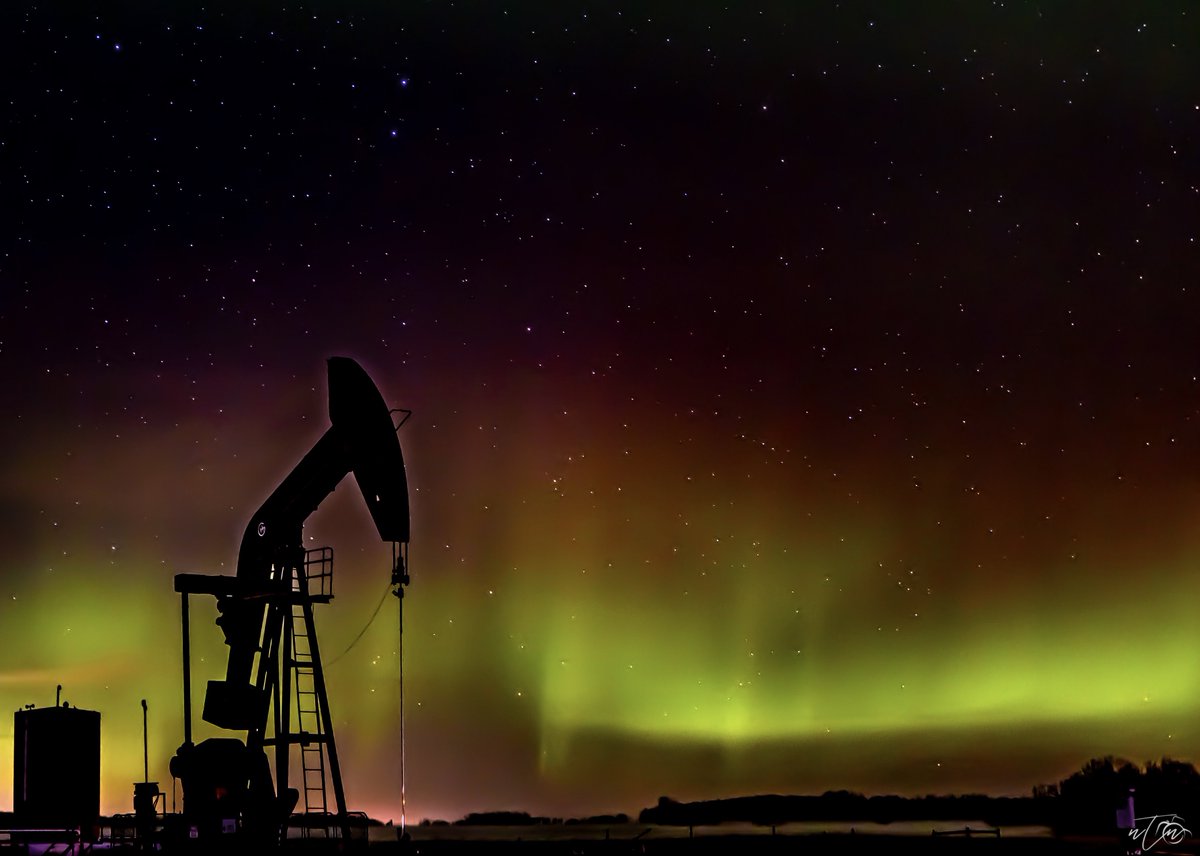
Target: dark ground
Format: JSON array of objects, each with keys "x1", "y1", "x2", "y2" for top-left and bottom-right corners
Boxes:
[{"x1": 328, "y1": 836, "x2": 1143, "y2": 856}]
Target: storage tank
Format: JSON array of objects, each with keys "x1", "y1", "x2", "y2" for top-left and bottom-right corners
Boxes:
[{"x1": 13, "y1": 702, "x2": 101, "y2": 839}]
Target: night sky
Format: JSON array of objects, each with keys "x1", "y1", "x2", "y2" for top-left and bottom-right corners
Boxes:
[{"x1": 2, "y1": 0, "x2": 1200, "y2": 825}]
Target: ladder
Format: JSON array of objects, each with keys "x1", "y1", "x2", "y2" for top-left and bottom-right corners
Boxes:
[
  {"x1": 290, "y1": 601, "x2": 329, "y2": 821},
  {"x1": 274, "y1": 547, "x2": 344, "y2": 840}
]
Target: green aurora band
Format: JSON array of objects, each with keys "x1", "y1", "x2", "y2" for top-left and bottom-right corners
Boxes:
[{"x1": 4, "y1": 390, "x2": 1200, "y2": 821}]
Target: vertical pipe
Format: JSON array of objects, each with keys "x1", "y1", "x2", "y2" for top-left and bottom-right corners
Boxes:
[
  {"x1": 397, "y1": 584, "x2": 405, "y2": 836},
  {"x1": 142, "y1": 699, "x2": 149, "y2": 782},
  {"x1": 393, "y1": 540, "x2": 409, "y2": 837},
  {"x1": 279, "y1": 597, "x2": 292, "y2": 806},
  {"x1": 181, "y1": 593, "x2": 192, "y2": 745}
]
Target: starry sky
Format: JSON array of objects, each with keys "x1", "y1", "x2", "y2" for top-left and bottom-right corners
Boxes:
[{"x1": 2, "y1": 0, "x2": 1200, "y2": 825}]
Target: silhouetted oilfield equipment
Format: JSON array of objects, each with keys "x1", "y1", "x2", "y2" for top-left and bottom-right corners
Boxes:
[
  {"x1": 170, "y1": 356, "x2": 411, "y2": 845},
  {"x1": 13, "y1": 694, "x2": 101, "y2": 842}
]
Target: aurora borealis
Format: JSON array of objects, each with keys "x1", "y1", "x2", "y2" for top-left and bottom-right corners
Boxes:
[{"x1": 3, "y1": 0, "x2": 1200, "y2": 826}]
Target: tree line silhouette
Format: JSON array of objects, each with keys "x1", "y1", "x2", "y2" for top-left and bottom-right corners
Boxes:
[
  {"x1": 636, "y1": 757, "x2": 1200, "y2": 833},
  {"x1": 1052, "y1": 756, "x2": 1200, "y2": 832},
  {"x1": 372, "y1": 756, "x2": 1200, "y2": 834}
]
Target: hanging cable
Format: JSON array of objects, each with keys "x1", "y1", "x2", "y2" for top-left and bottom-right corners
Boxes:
[{"x1": 326, "y1": 580, "x2": 393, "y2": 667}]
